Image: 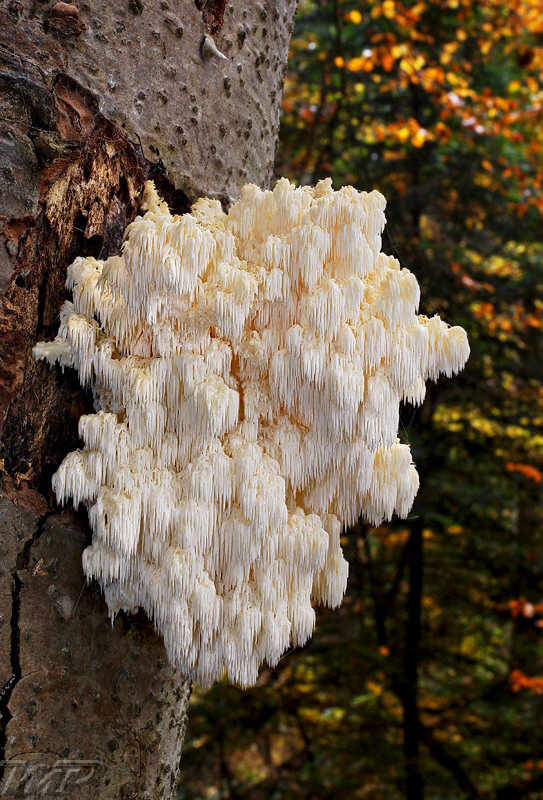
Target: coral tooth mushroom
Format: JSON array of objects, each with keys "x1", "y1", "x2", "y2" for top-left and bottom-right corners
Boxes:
[{"x1": 34, "y1": 178, "x2": 469, "y2": 688}]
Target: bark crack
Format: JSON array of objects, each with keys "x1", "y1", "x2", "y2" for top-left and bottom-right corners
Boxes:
[{"x1": 0, "y1": 510, "x2": 52, "y2": 780}]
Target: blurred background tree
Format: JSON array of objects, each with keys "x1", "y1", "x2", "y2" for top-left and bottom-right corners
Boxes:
[{"x1": 179, "y1": 2, "x2": 543, "y2": 798}]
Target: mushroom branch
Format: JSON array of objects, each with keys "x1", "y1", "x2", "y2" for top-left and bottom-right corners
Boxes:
[{"x1": 34, "y1": 178, "x2": 469, "y2": 688}]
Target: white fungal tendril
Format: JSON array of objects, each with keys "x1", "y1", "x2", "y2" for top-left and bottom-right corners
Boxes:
[{"x1": 33, "y1": 178, "x2": 469, "y2": 689}]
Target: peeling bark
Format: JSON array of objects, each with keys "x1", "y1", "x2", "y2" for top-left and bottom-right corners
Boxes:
[
  {"x1": 195, "y1": 0, "x2": 228, "y2": 38},
  {"x1": 0, "y1": 0, "x2": 297, "y2": 796}
]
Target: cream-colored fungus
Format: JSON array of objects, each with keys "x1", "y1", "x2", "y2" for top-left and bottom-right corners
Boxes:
[{"x1": 34, "y1": 178, "x2": 469, "y2": 688}]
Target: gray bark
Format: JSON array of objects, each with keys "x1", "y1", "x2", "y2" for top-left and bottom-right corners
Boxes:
[{"x1": 0, "y1": 1, "x2": 297, "y2": 796}]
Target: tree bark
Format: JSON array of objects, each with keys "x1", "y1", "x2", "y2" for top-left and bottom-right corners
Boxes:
[{"x1": 0, "y1": 1, "x2": 296, "y2": 796}]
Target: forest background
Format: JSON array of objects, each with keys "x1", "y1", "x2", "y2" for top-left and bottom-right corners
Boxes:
[{"x1": 179, "y1": 1, "x2": 543, "y2": 798}]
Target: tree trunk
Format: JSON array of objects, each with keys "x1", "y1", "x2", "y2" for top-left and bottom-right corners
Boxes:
[
  {"x1": 402, "y1": 519, "x2": 424, "y2": 800},
  {"x1": 0, "y1": 1, "x2": 296, "y2": 796}
]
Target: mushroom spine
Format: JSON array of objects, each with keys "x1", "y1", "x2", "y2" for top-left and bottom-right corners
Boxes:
[{"x1": 34, "y1": 178, "x2": 469, "y2": 688}]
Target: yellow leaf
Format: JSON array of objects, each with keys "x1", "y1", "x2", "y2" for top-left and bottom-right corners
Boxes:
[
  {"x1": 391, "y1": 44, "x2": 406, "y2": 58},
  {"x1": 400, "y1": 58, "x2": 415, "y2": 75},
  {"x1": 348, "y1": 9, "x2": 362, "y2": 24},
  {"x1": 411, "y1": 129, "x2": 427, "y2": 147},
  {"x1": 382, "y1": 0, "x2": 396, "y2": 19}
]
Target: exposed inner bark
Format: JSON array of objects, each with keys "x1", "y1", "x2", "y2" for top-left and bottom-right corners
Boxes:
[
  {"x1": 0, "y1": 120, "x2": 149, "y2": 492},
  {"x1": 195, "y1": 0, "x2": 228, "y2": 38}
]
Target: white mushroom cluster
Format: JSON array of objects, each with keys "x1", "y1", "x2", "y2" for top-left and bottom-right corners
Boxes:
[{"x1": 34, "y1": 178, "x2": 469, "y2": 688}]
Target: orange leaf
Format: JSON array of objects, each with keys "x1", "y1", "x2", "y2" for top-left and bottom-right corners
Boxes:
[
  {"x1": 347, "y1": 57, "x2": 365, "y2": 72},
  {"x1": 381, "y1": 52, "x2": 395, "y2": 71},
  {"x1": 506, "y1": 463, "x2": 543, "y2": 483},
  {"x1": 509, "y1": 670, "x2": 543, "y2": 694}
]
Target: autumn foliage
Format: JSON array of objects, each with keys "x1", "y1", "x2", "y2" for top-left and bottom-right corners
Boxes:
[{"x1": 180, "y1": 2, "x2": 543, "y2": 799}]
